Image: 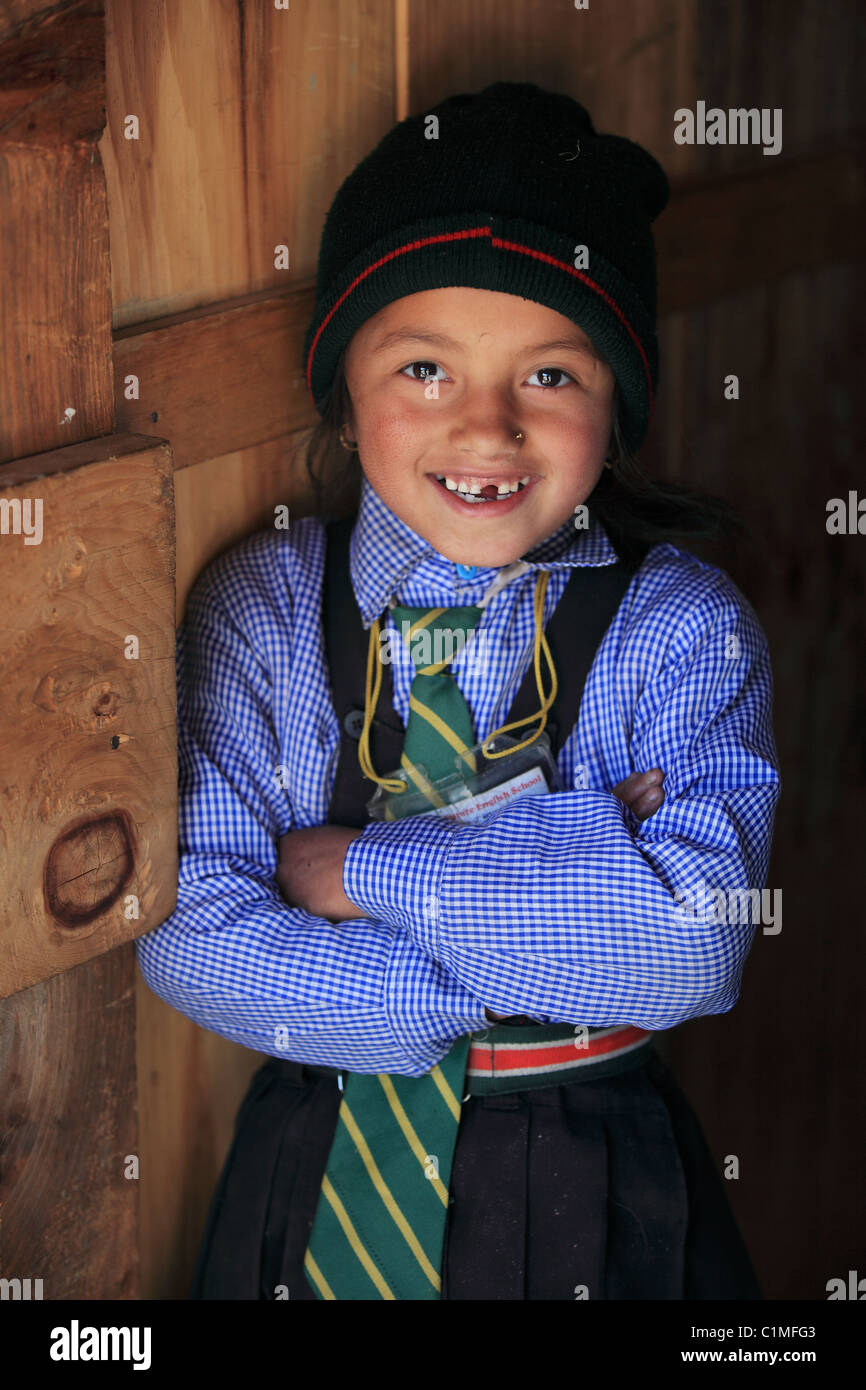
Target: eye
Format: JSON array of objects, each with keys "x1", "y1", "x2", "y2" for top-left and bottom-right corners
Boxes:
[
  {"x1": 398, "y1": 361, "x2": 576, "y2": 388},
  {"x1": 528, "y1": 366, "x2": 576, "y2": 389},
  {"x1": 400, "y1": 360, "x2": 448, "y2": 382}
]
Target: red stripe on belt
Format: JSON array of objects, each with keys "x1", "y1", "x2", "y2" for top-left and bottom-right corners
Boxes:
[{"x1": 467, "y1": 1025, "x2": 651, "y2": 1074}]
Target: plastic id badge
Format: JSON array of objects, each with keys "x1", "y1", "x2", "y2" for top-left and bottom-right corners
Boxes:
[{"x1": 365, "y1": 729, "x2": 563, "y2": 824}]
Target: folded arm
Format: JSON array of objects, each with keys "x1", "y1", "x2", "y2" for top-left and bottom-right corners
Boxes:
[
  {"x1": 343, "y1": 577, "x2": 782, "y2": 1030},
  {"x1": 134, "y1": 571, "x2": 488, "y2": 1076}
]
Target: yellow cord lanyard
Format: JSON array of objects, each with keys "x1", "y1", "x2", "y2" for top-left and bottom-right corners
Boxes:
[{"x1": 357, "y1": 565, "x2": 559, "y2": 796}]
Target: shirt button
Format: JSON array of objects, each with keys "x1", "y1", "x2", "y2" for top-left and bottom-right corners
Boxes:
[
  {"x1": 455, "y1": 563, "x2": 477, "y2": 580},
  {"x1": 343, "y1": 708, "x2": 365, "y2": 739}
]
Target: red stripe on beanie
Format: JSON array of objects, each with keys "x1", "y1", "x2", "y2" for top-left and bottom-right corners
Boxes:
[
  {"x1": 305, "y1": 227, "x2": 490, "y2": 398},
  {"x1": 305, "y1": 224, "x2": 653, "y2": 417},
  {"x1": 491, "y1": 235, "x2": 654, "y2": 413}
]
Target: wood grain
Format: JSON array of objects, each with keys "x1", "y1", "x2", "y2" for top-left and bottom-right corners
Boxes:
[
  {"x1": 101, "y1": 0, "x2": 395, "y2": 327},
  {"x1": 113, "y1": 285, "x2": 317, "y2": 472},
  {"x1": 405, "y1": 0, "x2": 862, "y2": 179},
  {"x1": 101, "y1": 0, "x2": 399, "y2": 1299},
  {"x1": 0, "y1": 942, "x2": 139, "y2": 1299},
  {"x1": 134, "y1": 428, "x2": 325, "y2": 1299},
  {"x1": 0, "y1": 1, "x2": 113, "y2": 464},
  {"x1": 0, "y1": 434, "x2": 177, "y2": 999},
  {"x1": 656, "y1": 144, "x2": 866, "y2": 315},
  {"x1": 650, "y1": 261, "x2": 866, "y2": 1294}
]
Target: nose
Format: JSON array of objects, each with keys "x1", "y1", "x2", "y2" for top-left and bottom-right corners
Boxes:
[{"x1": 450, "y1": 385, "x2": 523, "y2": 459}]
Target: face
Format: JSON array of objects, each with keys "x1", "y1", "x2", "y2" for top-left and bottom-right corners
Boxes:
[{"x1": 342, "y1": 288, "x2": 615, "y2": 567}]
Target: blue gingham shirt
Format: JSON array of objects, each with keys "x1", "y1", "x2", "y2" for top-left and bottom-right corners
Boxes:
[{"x1": 135, "y1": 474, "x2": 781, "y2": 1075}]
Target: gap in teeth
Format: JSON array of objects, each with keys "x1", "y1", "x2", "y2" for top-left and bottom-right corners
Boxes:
[{"x1": 436, "y1": 475, "x2": 530, "y2": 495}]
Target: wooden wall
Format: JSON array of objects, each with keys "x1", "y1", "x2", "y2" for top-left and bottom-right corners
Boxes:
[
  {"x1": 104, "y1": 0, "x2": 396, "y2": 1299},
  {"x1": 1, "y1": 0, "x2": 863, "y2": 1301}
]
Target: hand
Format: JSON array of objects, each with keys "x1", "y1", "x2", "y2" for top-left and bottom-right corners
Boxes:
[
  {"x1": 275, "y1": 825, "x2": 368, "y2": 922},
  {"x1": 611, "y1": 767, "x2": 666, "y2": 821},
  {"x1": 484, "y1": 768, "x2": 666, "y2": 1021}
]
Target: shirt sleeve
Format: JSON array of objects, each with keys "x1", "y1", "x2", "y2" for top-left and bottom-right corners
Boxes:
[
  {"x1": 134, "y1": 561, "x2": 488, "y2": 1076},
  {"x1": 342, "y1": 570, "x2": 782, "y2": 1030}
]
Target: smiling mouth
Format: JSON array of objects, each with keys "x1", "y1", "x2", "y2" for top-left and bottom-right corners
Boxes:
[{"x1": 431, "y1": 474, "x2": 532, "y2": 504}]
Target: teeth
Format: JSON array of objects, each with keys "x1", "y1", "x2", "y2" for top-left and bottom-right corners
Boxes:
[{"x1": 435, "y1": 474, "x2": 531, "y2": 495}]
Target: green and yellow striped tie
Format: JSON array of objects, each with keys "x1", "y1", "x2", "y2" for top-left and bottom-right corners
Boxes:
[{"x1": 304, "y1": 602, "x2": 483, "y2": 1300}]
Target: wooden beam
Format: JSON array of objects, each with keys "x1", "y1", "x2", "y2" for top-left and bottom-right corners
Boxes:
[
  {"x1": 112, "y1": 146, "x2": 865, "y2": 472},
  {"x1": 657, "y1": 143, "x2": 866, "y2": 314},
  {"x1": 114, "y1": 284, "x2": 318, "y2": 472},
  {"x1": 0, "y1": 943, "x2": 139, "y2": 1298},
  {"x1": 0, "y1": 432, "x2": 177, "y2": 999},
  {"x1": 0, "y1": 0, "x2": 113, "y2": 463}
]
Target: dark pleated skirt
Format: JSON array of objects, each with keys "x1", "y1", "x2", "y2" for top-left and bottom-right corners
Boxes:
[{"x1": 188, "y1": 1047, "x2": 762, "y2": 1301}]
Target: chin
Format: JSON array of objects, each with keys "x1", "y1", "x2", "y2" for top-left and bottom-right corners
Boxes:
[{"x1": 430, "y1": 533, "x2": 530, "y2": 568}]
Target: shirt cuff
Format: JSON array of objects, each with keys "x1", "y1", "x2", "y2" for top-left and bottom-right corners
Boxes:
[
  {"x1": 384, "y1": 931, "x2": 490, "y2": 1073},
  {"x1": 343, "y1": 813, "x2": 463, "y2": 957}
]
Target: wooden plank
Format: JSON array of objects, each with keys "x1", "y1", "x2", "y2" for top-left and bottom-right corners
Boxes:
[
  {"x1": 102, "y1": 0, "x2": 394, "y2": 327},
  {"x1": 113, "y1": 285, "x2": 317, "y2": 472},
  {"x1": 648, "y1": 260, "x2": 866, "y2": 1298},
  {"x1": 406, "y1": 0, "x2": 698, "y2": 175},
  {"x1": 100, "y1": 0, "x2": 400, "y2": 1301},
  {"x1": 0, "y1": 433, "x2": 177, "y2": 998},
  {"x1": 111, "y1": 146, "x2": 864, "y2": 472},
  {"x1": 171, "y1": 430, "x2": 319, "y2": 613},
  {"x1": 0, "y1": 1, "x2": 60, "y2": 44},
  {"x1": 405, "y1": 0, "x2": 863, "y2": 180},
  {"x1": 1, "y1": 428, "x2": 168, "y2": 486},
  {"x1": 657, "y1": 145, "x2": 866, "y2": 314},
  {"x1": 0, "y1": 0, "x2": 105, "y2": 144},
  {"x1": 0, "y1": 0, "x2": 142, "y2": 1313},
  {"x1": 136, "y1": 425, "x2": 323, "y2": 1299},
  {"x1": 0, "y1": 942, "x2": 139, "y2": 1299},
  {"x1": 135, "y1": 966, "x2": 263, "y2": 1300},
  {"x1": 0, "y1": 0, "x2": 113, "y2": 463}
]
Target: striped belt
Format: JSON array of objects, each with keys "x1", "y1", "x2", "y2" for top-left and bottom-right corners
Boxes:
[
  {"x1": 279, "y1": 1023, "x2": 655, "y2": 1098},
  {"x1": 464, "y1": 1022, "x2": 655, "y2": 1096}
]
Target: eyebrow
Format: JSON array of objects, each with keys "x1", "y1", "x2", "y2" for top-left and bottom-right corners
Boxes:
[{"x1": 370, "y1": 328, "x2": 601, "y2": 363}]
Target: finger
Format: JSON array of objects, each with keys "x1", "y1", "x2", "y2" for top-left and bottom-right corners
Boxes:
[
  {"x1": 611, "y1": 769, "x2": 664, "y2": 803},
  {"x1": 629, "y1": 769, "x2": 664, "y2": 789},
  {"x1": 628, "y1": 770, "x2": 664, "y2": 802},
  {"x1": 631, "y1": 786, "x2": 665, "y2": 821}
]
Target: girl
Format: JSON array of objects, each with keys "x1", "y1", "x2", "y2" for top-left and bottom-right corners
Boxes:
[{"x1": 136, "y1": 82, "x2": 781, "y2": 1300}]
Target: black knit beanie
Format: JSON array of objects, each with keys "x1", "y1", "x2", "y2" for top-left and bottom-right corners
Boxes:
[{"x1": 303, "y1": 82, "x2": 669, "y2": 455}]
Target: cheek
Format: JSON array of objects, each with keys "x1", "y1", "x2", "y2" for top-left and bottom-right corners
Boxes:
[
  {"x1": 360, "y1": 408, "x2": 423, "y2": 469},
  {"x1": 540, "y1": 411, "x2": 609, "y2": 465}
]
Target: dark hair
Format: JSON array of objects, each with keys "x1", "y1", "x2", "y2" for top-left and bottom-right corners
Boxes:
[{"x1": 301, "y1": 348, "x2": 745, "y2": 566}]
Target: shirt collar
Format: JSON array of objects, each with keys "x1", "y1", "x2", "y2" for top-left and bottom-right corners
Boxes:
[{"x1": 349, "y1": 472, "x2": 621, "y2": 627}]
